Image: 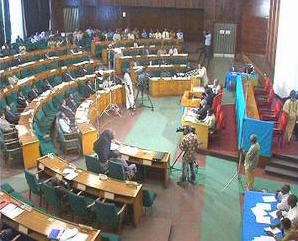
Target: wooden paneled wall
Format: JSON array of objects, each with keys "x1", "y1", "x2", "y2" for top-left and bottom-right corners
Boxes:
[
  {"x1": 240, "y1": 0, "x2": 270, "y2": 55},
  {"x1": 51, "y1": 0, "x2": 278, "y2": 56},
  {"x1": 266, "y1": 0, "x2": 280, "y2": 72}
]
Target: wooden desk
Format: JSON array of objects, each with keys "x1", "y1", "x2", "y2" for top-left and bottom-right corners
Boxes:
[
  {"x1": 181, "y1": 108, "x2": 209, "y2": 149},
  {"x1": 76, "y1": 85, "x2": 125, "y2": 155},
  {"x1": 91, "y1": 38, "x2": 184, "y2": 57},
  {"x1": 0, "y1": 52, "x2": 88, "y2": 80},
  {"x1": 0, "y1": 45, "x2": 74, "y2": 70},
  {"x1": 180, "y1": 90, "x2": 202, "y2": 108},
  {"x1": 115, "y1": 54, "x2": 188, "y2": 75},
  {"x1": 243, "y1": 81, "x2": 260, "y2": 119},
  {"x1": 18, "y1": 73, "x2": 101, "y2": 169},
  {"x1": 130, "y1": 64, "x2": 188, "y2": 84},
  {"x1": 0, "y1": 60, "x2": 98, "y2": 100},
  {"x1": 149, "y1": 76, "x2": 195, "y2": 97},
  {"x1": 0, "y1": 192, "x2": 101, "y2": 241},
  {"x1": 37, "y1": 155, "x2": 143, "y2": 226},
  {"x1": 113, "y1": 143, "x2": 170, "y2": 187},
  {"x1": 102, "y1": 45, "x2": 184, "y2": 65}
]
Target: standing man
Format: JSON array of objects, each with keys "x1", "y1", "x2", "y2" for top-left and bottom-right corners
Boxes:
[
  {"x1": 177, "y1": 126, "x2": 200, "y2": 187},
  {"x1": 123, "y1": 70, "x2": 135, "y2": 114},
  {"x1": 203, "y1": 31, "x2": 212, "y2": 67},
  {"x1": 283, "y1": 90, "x2": 298, "y2": 143},
  {"x1": 243, "y1": 134, "x2": 260, "y2": 190}
]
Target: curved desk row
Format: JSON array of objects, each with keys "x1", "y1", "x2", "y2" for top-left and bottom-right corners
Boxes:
[
  {"x1": 102, "y1": 45, "x2": 184, "y2": 65},
  {"x1": 91, "y1": 38, "x2": 184, "y2": 58},
  {"x1": 17, "y1": 73, "x2": 103, "y2": 169},
  {"x1": 75, "y1": 85, "x2": 125, "y2": 155},
  {"x1": 0, "y1": 45, "x2": 76, "y2": 71},
  {"x1": 0, "y1": 192, "x2": 101, "y2": 241},
  {"x1": 76, "y1": 91, "x2": 170, "y2": 186},
  {"x1": 0, "y1": 51, "x2": 88, "y2": 81},
  {"x1": 37, "y1": 155, "x2": 143, "y2": 226},
  {"x1": 0, "y1": 60, "x2": 98, "y2": 103},
  {"x1": 115, "y1": 53, "x2": 188, "y2": 75}
]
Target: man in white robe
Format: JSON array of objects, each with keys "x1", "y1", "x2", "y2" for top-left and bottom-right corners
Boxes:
[{"x1": 123, "y1": 71, "x2": 135, "y2": 112}]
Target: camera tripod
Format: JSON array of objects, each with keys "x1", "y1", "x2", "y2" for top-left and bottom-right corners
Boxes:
[
  {"x1": 134, "y1": 87, "x2": 154, "y2": 111},
  {"x1": 170, "y1": 150, "x2": 200, "y2": 173}
]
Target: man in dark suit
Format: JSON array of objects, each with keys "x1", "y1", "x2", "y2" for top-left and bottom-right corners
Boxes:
[
  {"x1": 192, "y1": 99, "x2": 209, "y2": 120},
  {"x1": 66, "y1": 94, "x2": 77, "y2": 112},
  {"x1": 43, "y1": 80, "x2": 53, "y2": 91},
  {"x1": 4, "y1": 105, "x2": 19, "y2": 124},
  {"x1": 17, "y1": 92, "x2": 28, "y2": 108},
  {"x1": 59, "y1": 99, "x2": 75, "y2": 121},
  {"x1": 85, "y1": 80, "x2": 95, "y2": 97},
  {"x1": 28, "y1": 85, "x2": 39, "y2": 101}
]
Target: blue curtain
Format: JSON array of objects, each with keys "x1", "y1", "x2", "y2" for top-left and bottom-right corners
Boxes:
[
  {"x1": 3, "y1": 0, "x2": 11, "y2": 43},
  {"x1": 235, "y1": 75, "x2": 246, "y2": 149}
]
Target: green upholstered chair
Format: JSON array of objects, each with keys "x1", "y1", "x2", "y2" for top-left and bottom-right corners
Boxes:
[
  {"x1": 108, "y1": 161, "x2": 126, "y2": 181},
  {"x1": 143, "y1": 189, "x2": 157, "y2": 208},
  {"x1": 93, "y1": 200, "x2": 126, "y2": 232},
  {"x1": 100, "y1": 233, "x2": 121, "y2": 241},
  {"x1": 41, "y1": 182, "x2": 62, "y2": 211},
  {"x1": 1, "y1": 183, "x2": 15, "y2": 194},
  {"x1": 85, "y1": 154, "x2": 102, "y2": 174},
  {"x1": 2, "y1": 141, "x2": 22, "y2": 165},
  {"x1": 6, "y1": 92, "x2": 17, "y2": 106},
  {"x1": 57, "y1": 127, "x2": 80, "y2": 156},
  {"x1": 24, "y1": 169, "x2": 43, "y2": 206},
  {"x1": 66, "y1": 191, "x2": 94, "y2": 220}
]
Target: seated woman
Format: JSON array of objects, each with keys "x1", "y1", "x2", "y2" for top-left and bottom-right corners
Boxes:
[
  {"x1": 110, "y1": 150, "x2": 137, "y2": 179},
  {"x1": 93, "y1": 129, "x2": 119, "y2": 172},
  {"x1": 201, "y1": 109, "x2": 216, "y2": 132}
]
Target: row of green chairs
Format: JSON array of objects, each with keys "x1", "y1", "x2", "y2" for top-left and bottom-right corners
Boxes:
[
  {"x1": 84, "y1": 154, "x2": 157, "y2": 208},
  {"x1": 2, "y1": 181, "x2": 120, "y2": 241}
]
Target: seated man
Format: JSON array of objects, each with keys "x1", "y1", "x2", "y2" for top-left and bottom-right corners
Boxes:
[
  {"x1": 93, "y1": 129, "x2": 119, "y2": 173},
  {"x1": 109, "y1": 150, "x2": 137, "y2": 179},
  {"x1": 66, "y1": 94, "x2": 78, "y2": 112},
  {"x1": 59, "y1": 100, "x2": 75, "y2": 121},
  {"x1": 85, "y1": 80, "x2": 95, "y2": 97},
  {"x1": 28, "y1": 85, "x2": 39, "y2": 101},
  {"x1": 202, "y1": 87, "x2": 216, "y2": 107},
  {"x1": 0, "y1": 221, "x2": 21, "y2": 241},
  {"x1": 4, "y1": 106, "x2": 19, "y2": 125},
  {"x1": 0, "y1": 112, "x2": 14, "y2": 132},
  {"x1": 17, "y1": 92, "x2": 28, "y2": 108},
  {"x1": 277, "y1": 194, "x2": 298, "y2": 226},
  {"x1": 168, "y1": 46, "x2": 178, "y2": 56},
  {"x1": 43, "y1": 79, "x2": 53, "y2": 91},
  {"x1": 267, "y1": 218, "x2": 298, "y2": 241},
  {"x1": 211, "y1": 78, "x2": 221, "y2": 95},
  {"x1": 58, "y1": 113, "x2": 77, "y2": 134},
  {"x1": 276, "y1": 184, "x2": 291, "y2": 211},
  {"x1": 7, "y1": 75, "x2": 18, "y2": 86},
  {"x1": 192, "y1": 99, "x2": 209, "y2": 120},
  {"x1": 201, "y1": 109, "x2": 216, "y2": 132}
]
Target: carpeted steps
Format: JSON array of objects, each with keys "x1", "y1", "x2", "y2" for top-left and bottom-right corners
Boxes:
[{"x1": 265, "y1": 155, "x2": 298, "y2": 180}]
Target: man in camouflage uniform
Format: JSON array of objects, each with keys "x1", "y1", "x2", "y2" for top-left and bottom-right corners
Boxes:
[{"x1": 177, "y1": 126, "x2": 200, "y2": 187}]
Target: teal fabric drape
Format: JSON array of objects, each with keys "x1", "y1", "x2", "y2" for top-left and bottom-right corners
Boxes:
[
  {"x1": 0, "y1": 0, "x2": 4, "y2": 45},
  {"x1": 3, "y1": 0, "x2": 11, "y2": 43}
]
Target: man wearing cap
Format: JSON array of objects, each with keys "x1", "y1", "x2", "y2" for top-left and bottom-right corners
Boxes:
[
  {"x1": 283, "y1": 90, "x2": 298, "y2": 143},
  {"x1": 244, "y1": 134, "x2": 260, "y2": 190}
]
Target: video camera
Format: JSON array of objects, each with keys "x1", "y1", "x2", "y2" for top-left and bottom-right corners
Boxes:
[{"x1": 176, "y1": 126, "x2": 195, "y2": 134}]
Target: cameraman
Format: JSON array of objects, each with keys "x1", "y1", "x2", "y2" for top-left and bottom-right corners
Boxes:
[
  {"x1": 177, "y1": 126, "x2": 200, "y2": 187},
  {"x1": 137, "y1": 67, "x2": 150, "y2": 92}
]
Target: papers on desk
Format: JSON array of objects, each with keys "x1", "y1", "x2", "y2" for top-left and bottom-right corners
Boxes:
[
  {"x1": 192, "y1": 86, "x2": 205, "y2": 93},
  {"x1": 110, "y1": 142, "x2": 120, "y2": 151},
  {"x1": 184, "y1": 115, "x2": 198, "y2": 123},
  {"x1": 252, "y1": 236, "x2": 275, "y2": 241},
  {"x1": 48, "y1": 227, "x2": 88, "y2": 241},
  {"x1": 63, "y1": 167, "x2": 78, "y2": 181},
  {"x1": 262, "y1": 196, "x2": 277, "y2": 203},
  {"x1": 0, "y1": 203, "x2": 24, "y2": 219},
  {"x1": 251, "y1": 203, "x2": 272, "y2": 224},
  {"x1": 264, "y1": 227, "x2": 281, "y2": 235}
]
